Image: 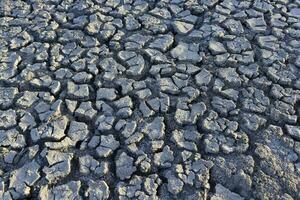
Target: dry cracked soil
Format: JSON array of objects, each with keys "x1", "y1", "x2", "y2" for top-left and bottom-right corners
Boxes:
[{"x1": 0, "y1": 0, "x2": 300, "y2": 199}]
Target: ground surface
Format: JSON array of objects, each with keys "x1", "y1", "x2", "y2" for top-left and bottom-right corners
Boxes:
[{"x1": 0, "y1": 0, "x2": 300, "y2": 199}]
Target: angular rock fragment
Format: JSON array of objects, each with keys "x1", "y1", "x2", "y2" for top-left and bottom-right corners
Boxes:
[
  {"x1": 223, "y1": 19, "x2": 244, "y2": 35},
  {"x1": 209, "y1": 41, "x2": 227, "y2": 55},
  {"x1": 118, "y1": 51, "x2": 145, "y2": 76},
  {"x1": 217, "y1": 67, "x2": 242, "y2": 86},
  {"x1": 171, "y1": 42, "x2": 202, "y2": 62},
  {"x1": 211, "y1": 184, "x2": 244, "y2": 200},
  {"x1": 96, "y1": 134, "x2": 120, "y2": 157},
  {"x1": 257, "y1": 35, "x2": 279, "y2": 51},
  {"x1": 226, "y1": 37, "x2": 251, "y2": 54},
  {"x1": 167, "y1": 176, "x2": 184, "y2": 195},
  {"x1": 97, "y1": 88, "x2": 117, "y2": 101},
  {"x1": 39, "y1": 181, "x2": 81, "y2": 200},
  {"x1": 67, "y1": 81, "x2": 90, "y2": 100},
  {"x1": 141, "y1": 117, "x2": 165, "y2": 140},
  {"x1": 16, "y1": 91, "x2": 39, "y2": 108},
  {"x1": 175, "y1": 102, "x2": 206, "y2": 125},
  {"x1": 95, "y1": 115, "x2": 115, "y2": 131},
  {"x1": 246, "y1": 17, "x2": 267, "y2": 33},
  {"x1": 172, "y1": 21, "x2": 194, "y2": 34},
  {"x1": 116, "y1": 152, "x2": 136, "y2": 180},
  {"x1": 285, "y1": 125, "x2": 300, "y2": 140},
  {"x1": 68, "y1": 121, "x2": 89, "y2": 144},
  {"x1": 149, "y1": 34, "x2": 174, "y2": 52},
  {"x1": 154, "y1": 146, "x2": 174, "y2": 167},
  {"x1": 85, "y1": 180, "x2": 110, "y2": 200},
  {"x1": 75, "y1": 101, "x2": 97, "y2": 120},
  {"x1": 43, "y1": 150, "x2": 73, "y2": 183},
  {"x1": 0, "y1": 129, "x2": 26, "y2": 148},
  {"x1": 30, "y1": 116, "x2": 68, "y2": 142},
  {"x1": 9, "y1": 161, "x2": 40, "y2": 199},
  {"x1": 0, "y1": 87, "x2": 18, "y2": 109},
  {"x1": 211, "y1": 96, "x2": 236, "y2": 116},
  {"x1": 0, "y1": 109, "x2": 17, "y2": 129}
]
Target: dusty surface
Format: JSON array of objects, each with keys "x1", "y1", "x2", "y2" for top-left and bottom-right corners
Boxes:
[{"x1": 0, "y1": 0, "x2": 300, "y2": 199}]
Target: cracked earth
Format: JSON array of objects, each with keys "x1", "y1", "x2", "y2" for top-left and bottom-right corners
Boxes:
[{"x1": 0, "y1": 0, "x2": 300, "y2": 199}]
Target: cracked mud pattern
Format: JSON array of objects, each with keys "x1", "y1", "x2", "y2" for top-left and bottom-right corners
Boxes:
[{"x1": 0, "y1": 0, "x2": 300, "y2": 199}]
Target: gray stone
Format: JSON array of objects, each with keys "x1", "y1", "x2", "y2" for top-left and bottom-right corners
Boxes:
[
  {"x1": 79, "y1": 155, "x2": 99, "y2": 174},
  {"x1": 217, "y1": 67, "x2": 242, "y2": 86},
  {"x1": 170, "y1": 42, "x2": 202, "y2": 62},
  {"x1": 226, "y1": 37, "x2": 251, "y2": 54},
  {"x1": 9, "y1": 161, "x2": 40, "y2": 199},
  {"x1": 223, "y1": 19, "x2": 244, "y2": 35},
  {"x1": 257, "y1": 35, "x2": 279, "y2": 51},
  {"x1": 175, "y1": 102, "x2": 206, "y2": 125},
  {"x1": 0, "y1": 109, "x2": 17, "y2": 129},
  {"x1": 0, "y1": 87, "x2": 18, "y2": 109},
  {"x1": 211, "y1": 184, "x2": 244, "y2": 200},
  {"x1": 285, "y1": 125, "x2": 300, "y2": 140},
  {"x1": 95, "y1": 115, "x2": 115, "y2": 131},
  {"x1": 116, "y1": 152, "x2": 136, "y2": 180},
  {"x1": 118, "y1": 51, "x2": 145, "y2": 76},
  {"x1": 30, "y1": 116, "x2": 68, "y2": 142},
  {"x1": 167, "y1": 176, "x2": 184, "y2": 195},
  {"x1": 68, "y1": 121, "x2": 89, "y2": 144},
  {"x1": 16, "y1": 91, "x2": 39, "y2": 108},
  {"x1": 67, "y1": 81, "x2": 90, "y2": 100},
  {"x1": 96, "y1": 134, "x2": 119, "y2": 157},
  {"x1": 211, "y1": 96, "x2": 236, "y2": 116},
  {"x1": 97, "y1": 88, "x2": 117, "y2": 101},
  {"x1": 149, "y1": 34, "x2": 174, "y2": 52},
  {"x1": 85, "y1": 180, "x2": 110, "y2": 200},
  {"x1": 154, "y1": 146, "x2": 174, "y2": 167},
  {"x1": 172, "y1": 21, "x2": 194, "y2": 34},
  {"x1": 0, "y1": 129, "x2": 26, "y2": 149},
  {"x1": 209, "y1": 41, "x2": 227, "y2": 55},
  {"x1": 245, "y1": 17, "x2": 267, "y2": 33},
  {"x1": 125, "y1": 15, "x2": 141, "y2": 31},
  {"x1": 43, "y1": 150, "x2": 73, "y2": 183},
  {"x1": 75, "y1": 101, "x2": 97, "y2": 120},
  {"x1": 195, "y1": 69, "x2": 212, "y2": 86},
  {"x1": 142, "y1": 117, "x2": 165, "y2": 140},
  {"x1": 39, "y1": 181, "x2": 82, "y2": 200}
]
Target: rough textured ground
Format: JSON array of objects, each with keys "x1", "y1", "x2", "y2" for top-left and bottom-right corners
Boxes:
[{"x1": 0, "y1": 0, "x2": 300, "y2": 199}]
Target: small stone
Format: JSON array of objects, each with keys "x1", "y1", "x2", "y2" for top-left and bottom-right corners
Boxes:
[
  {"x1": 9, "y1": 161, "x2": 40, "y2": 199},
  {"x1": 116, "y1": 152, "x2": 136, "y2": 180},
  {"x1": 223, "y1": 19, "x2": 244, "y2": 35},
  {"x1": 68, "y1": 121, "x2": 89, "y2": 144},
  {"x1": 0, "y1": 109, "x2": 17, "y2": 129},
  {"x1": 75, "y1": 101, "x2": 97, "y2": 120},
  {"x1": 96, "y1": 134, "x2": 120, "y2": 157},
  {"x1": 195, "y1": 69, "x2": 212, "y2": 86},
  {"x1": 42, "y1": 150, "x2": 73, "y2": 183},
  {"x1": 209, "y1": 41, "x2": 227, "y2": 55},
  {"x1": 142, "y1": 117, "x2": 165, "y2": 140},
  {"x1": 67, "y1": 81, "x2": 90, "y2": 100},
  {"x1": 39, "y1": 181, "x2": 81, "y2": 200},
  {"x1": 0, "y1": 87, "x2": 18, "y2": 109},
  {"x1": 285, "y1": 125, "x2": 300, "y2": 140},
  {"x1": 172, "y1": 21, "x2": 194, "y2": 34},
  {"x1": 171, "y1": 42, "x2": 202, "y2": 62},
  {"x1": 149, "y1": 34, "x2": 174, "y2": 52},
  {"x1": 211, "y1": 184, "x2": 244, "y2": 200},
  {"x1": 97, "y1": 88, "x2": 117, "y2": 101},
  {"x1": 154, "y1": 146, "x2": 174, "y2": 167},
  {"x1": 167, "y1": 176, "x2": 184, "y2": 195},
  {"x1": 85, "y1": 180, "x2": 110, "y2": 200}
]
